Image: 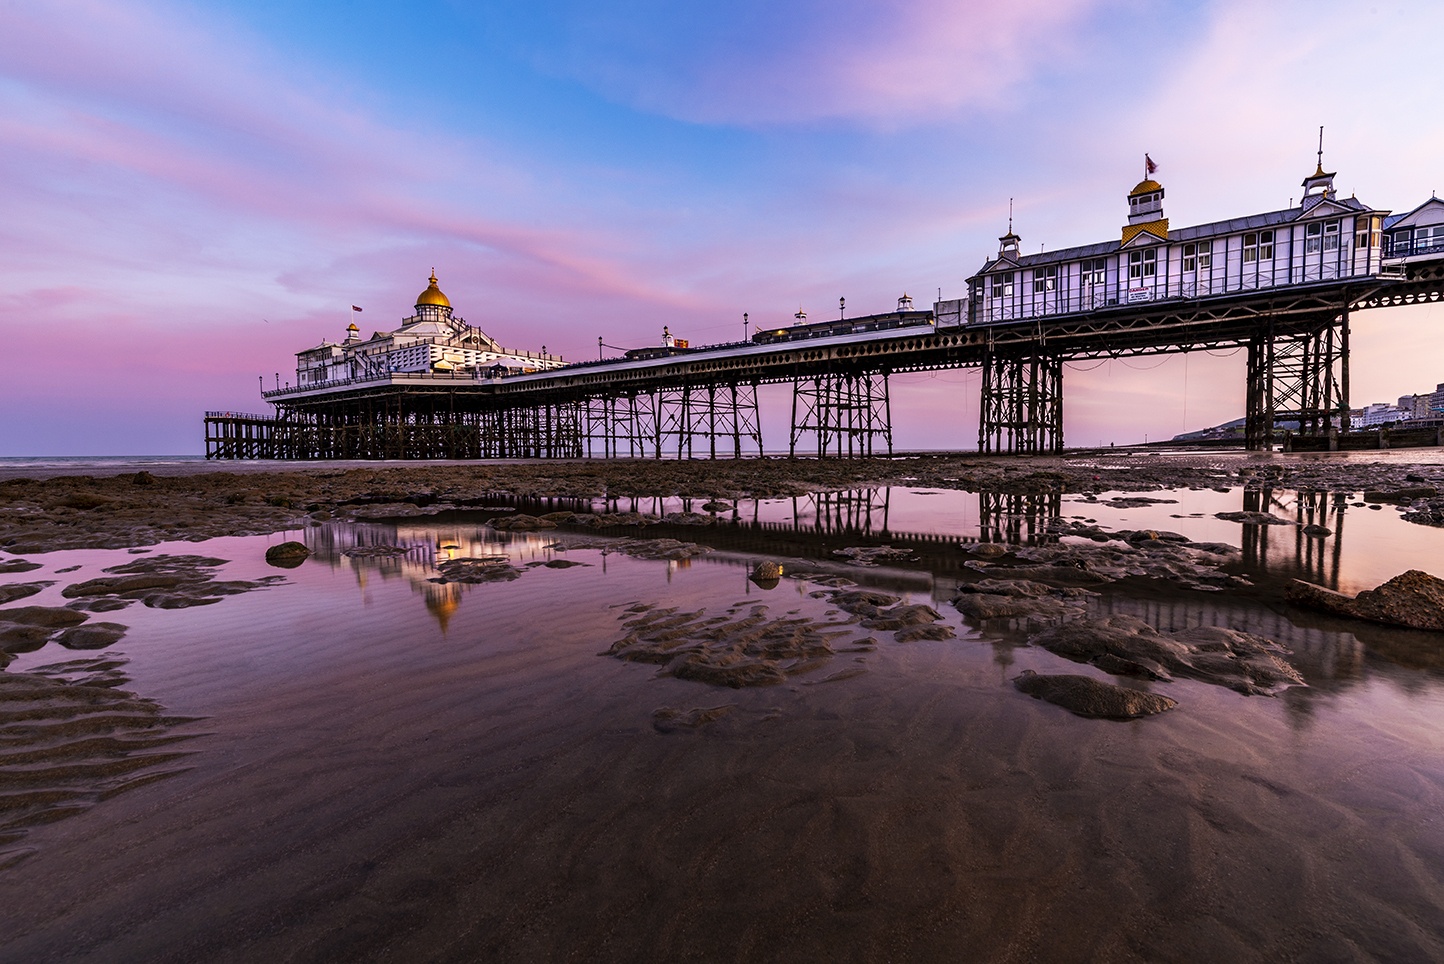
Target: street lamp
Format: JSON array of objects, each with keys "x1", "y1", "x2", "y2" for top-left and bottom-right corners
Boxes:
[
  {"x1": 743, "y1": 312, "x2": 749, "y2": 340},
  {"x1": 839, "y1": 296, "x2": 846, "y2": 320}
]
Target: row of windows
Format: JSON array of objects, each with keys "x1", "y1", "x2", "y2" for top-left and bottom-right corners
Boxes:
[{"x1": 984, "y1": 218, "x2": 1360, "y2": 294}]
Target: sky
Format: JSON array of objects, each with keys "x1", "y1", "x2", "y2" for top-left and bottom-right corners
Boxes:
[{"x1": 2, "y1": 0, "x2": 1442, "y2": 455}]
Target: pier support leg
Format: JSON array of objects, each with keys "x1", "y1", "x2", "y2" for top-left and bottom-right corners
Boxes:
[
  {"x1": 789, "y1": 371, "x2": 892, "y2": 458},
  {"x1": 978, "y1": 354, "x2": 1063, "y2": 454},
  {"x1": 1246, "y1": 313, "x2": 1348, "y2": 451}
]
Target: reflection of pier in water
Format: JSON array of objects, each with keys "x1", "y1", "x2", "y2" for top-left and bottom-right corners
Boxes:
[{"x1": 1240, "y1": 487, "x2": 1346, "y2": 589}]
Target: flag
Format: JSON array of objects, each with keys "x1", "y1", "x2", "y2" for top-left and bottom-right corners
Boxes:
[
  {"x1": 1145, "y1": 153, "x2": 1157, "y2": 176},
  {"x1": 351, "y1": 305, "x2": 363, "y2": 312}
]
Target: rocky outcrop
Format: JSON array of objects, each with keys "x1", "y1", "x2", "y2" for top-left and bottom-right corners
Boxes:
[
  {"x1": 1013, "y1": 670, "x2": 1177, "y2": 719},
  {"x1": 1286, "y1": 570, "x2": 1444, "y2": 632},
  {"x1": 264, "y1": 541, "x2": 310, "y2": 566},
  {"x1": 1028, "y1": 615, "x2": 1304, "y2": 696}
]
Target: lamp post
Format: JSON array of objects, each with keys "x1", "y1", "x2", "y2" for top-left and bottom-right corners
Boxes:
[
  {"x1": 839, "y1": 296, "x2": 846, "y2": 320},
  {"x1": 598, "y1": 336, "x2": 603, "y2": 360},
  {"x1": 743, "y1": 312, "x2": 749, "y2": 341}
]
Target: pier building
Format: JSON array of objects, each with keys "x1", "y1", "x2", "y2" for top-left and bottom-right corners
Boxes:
[
  {"x1": 968, "y1": 163, "x2": 1385, "y2": 325},
  {"x1": 294, "y1": 271, "x2": 566, "y2": 389}
]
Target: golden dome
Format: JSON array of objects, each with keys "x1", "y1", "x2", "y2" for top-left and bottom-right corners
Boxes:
[
  {"x1": 1129, "y1": 178, "x2": 1163, "y2": 197},
  {"x1": 416, "y1": 269, "x2": 451, "y2": 308}
]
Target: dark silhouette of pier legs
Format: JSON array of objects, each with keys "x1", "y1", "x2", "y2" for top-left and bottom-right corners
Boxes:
[
  {"x1": 789, "y1": 371, "x2": 893, "y2": 458},
  {"x1": 1245, "y1": 312, "x2": 1348, "y2": 450},
  {"x1": 978, "y1": 353, "x2": 1063, "y2": 454}
]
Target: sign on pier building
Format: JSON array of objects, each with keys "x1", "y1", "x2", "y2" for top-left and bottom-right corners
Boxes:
[{"x1": 968, "y1": 160, "x2": 1388, "y2": 325}]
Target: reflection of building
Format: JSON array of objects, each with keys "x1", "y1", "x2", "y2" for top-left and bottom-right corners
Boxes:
[{"x1": 302, "y1": 521, "x2": 563, "y2": 631}]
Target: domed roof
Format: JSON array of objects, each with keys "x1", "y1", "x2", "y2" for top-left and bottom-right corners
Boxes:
[
  {"x1": 1129, "y1": 178, "x2": 1163, "y2": 197},
  {"x1": 416, "y1": 270, "x2": 451, "y2": 308}
]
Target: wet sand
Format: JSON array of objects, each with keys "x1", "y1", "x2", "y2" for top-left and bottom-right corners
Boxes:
[{"x1": 2, "y1": 457, "x2": 1444, "y2": 961}]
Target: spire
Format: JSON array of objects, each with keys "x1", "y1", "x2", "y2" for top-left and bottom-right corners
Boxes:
[
  {"x1": 1301, "y1": 126, "x2": 1336, "y2": 208},
  {"x1": 998, "y1": 197, "x2": 1021, "y2": 259}
]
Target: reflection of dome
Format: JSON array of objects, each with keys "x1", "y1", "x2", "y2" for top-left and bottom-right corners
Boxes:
[
  {"x1": 1129, "y1": 178, "x2": 1163, "y2": 197},
  {"x1": 423, "y1": 581, "x2": 462, "y2": 632},
  {"x1": 416, "y1": 270, "x2": 451, "y2": 308}
]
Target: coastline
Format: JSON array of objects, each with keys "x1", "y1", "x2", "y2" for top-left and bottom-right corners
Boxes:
[{"x1": 4, "y1": 451, "x2": 1444, "y2": 553}]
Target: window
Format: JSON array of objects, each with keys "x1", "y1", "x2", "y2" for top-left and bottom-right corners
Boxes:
[
  {"x1": 1182, "y1": 240, "x2": 1213, "y2": 272},
  {"x1": 990, "y1": 273, "x2": 1015, "y2": 299},
  {"x1": 1307, "y1": 220, "x2": 1340, "y2": 253},
  {"x1": 1082, "y1": 258, "x2": 1107, "y2": 286},
  {"x1": 1128, "y1": 248, "x2": 1156, "y2": 279},
  {"x1": 1243, "y1": 231, "x2": 1274, "y2": 263},
  {"x1": 1033, "y1": 266, "x2": 1057, "y2": 294}
]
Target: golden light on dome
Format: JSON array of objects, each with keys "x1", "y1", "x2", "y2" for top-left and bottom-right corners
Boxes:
[
  {"x1": 416, "y1": 268, "x2": 452, "y2": 308},
  {"x1": 1129, "y1": 178, "x2": 1163, "y2": 197}
]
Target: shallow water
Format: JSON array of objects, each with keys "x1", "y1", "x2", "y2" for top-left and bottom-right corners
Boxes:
[{"x1": 2, "y1": 485, "x2": 1444, "y2": 961}]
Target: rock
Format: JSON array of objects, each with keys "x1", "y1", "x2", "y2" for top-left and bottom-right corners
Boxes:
[
  {"x1": 749, "y1": 560, "x2": 783, "y2": 589},
  {"x1": 1013, "y1": 670, "x2": 1177, "y2": 719},
  {"x1": 670, "y1": 652, "x2": 788, "y2": 688},
  {"x1": 0, "y1": 560, "x2": 43, "y2": 574},
  {"x1": 832, "y1": 545, "x2": 914, "y2": 566},
  {"x1": 264, "y1": 542, "x2": 310, "y2": 566},
  {"x1": 968, "y1": 543, "x2": 1010, "y2": 557},
  {"x1": 652, "y1": 704, "x2": 736, "y2": 733},
  {"x1": 62, "y1": 574, "x2": 184, "y2": 597},
  {"x1": 486, "y1": 513, "x2": 557, "y2": 531},
  {"x1": 1029, "y1": 615, "x2": 1303, "y2": 695},
  {"x1": 861, "y1": 604, "x2": 943, "y2": 631},
  {"x1": 132, "y1": 471, "x2": 155, "y2": 485},
  {"x1": 0, "y1": 582, "x2": 50, "y2": 604},
  {"x1": 1215, "y1": 511, "x2": 1296, "y2": 525},
  {"x1": 1288, "y1": 570, "x2": 1444, "y2": 632},
  {"x1": 894, "y1": 624, "x2": 956, "y2": 642},
  {"x1": 434, "y1": 556, "x2": 521, "y2": 583},
  {"x1": 55, "y1": 622, "x2": 128, "y2": 650},
  {"x1": 1302, "y1": 524, "x2": 1332, "y2": 538},
  {"x1": 1363, "y1": 487, "x2": 1437, "y2": 504},
  {"x1": 701, "y1": 501, "x2": 733, "y2": 513},
  {"x1": 0, "y1": 606, "x2": 89, "y2": 628}
]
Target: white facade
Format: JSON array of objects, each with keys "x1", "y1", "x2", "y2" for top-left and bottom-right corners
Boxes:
[
  {"x1": 968, "y1": 164, "x2": 1387, "y2": 325},
  {"x1": 294, "y1": 273, "x2": 566, "y2": 389},
  {"x1": 1383, "y1": 197, "x2": 1444, "y2": 260}
]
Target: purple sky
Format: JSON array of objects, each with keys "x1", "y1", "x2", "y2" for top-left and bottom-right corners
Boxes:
[{"x1": 2, "y1": 0, "x2": 1441, "y2": 455}]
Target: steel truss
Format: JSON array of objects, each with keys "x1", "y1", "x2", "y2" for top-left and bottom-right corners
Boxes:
[
  {"x1": 584, "y1": 392, "x2": 656, "y2": 458},
  {"x1": 655, "y1": 381, "x2": 763, "y2": 459},
  {"x1": 479, "y1": 401, "x2": 582, "y2": 458},
  {"x1": 789, "y1": 371, "x2": 893, "y2": 458},
  {"x1": 978, "y1": 353, "x2": 1063, "y2": 454},
  {"x1": 1245, "y1": 312, "x2": 1348, "y2": 450}
]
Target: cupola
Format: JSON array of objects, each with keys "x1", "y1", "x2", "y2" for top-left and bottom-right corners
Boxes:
[
  {"x1": 1122, "y1": 156, "x2": 1168, "y2": 244},
  {"x1": 1301, "y1": 127, "x2": 1337, "y2": 211},
  {"x1": 414, "y1": 269, "x2": 454, "y2": 323}
]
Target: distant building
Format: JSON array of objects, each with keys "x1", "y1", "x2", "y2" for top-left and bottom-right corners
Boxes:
[
  {"x1": 1358, "y1": 402, "x2": 1410, "y2": 427},
  {"x1": 294, "y1": 272, "x2": 565, "y2": 388}
]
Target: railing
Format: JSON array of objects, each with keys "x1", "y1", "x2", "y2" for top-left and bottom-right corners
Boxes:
[
  {"x1": 205, "y1": 410, "x2": 274, "y2": 421},
  {"x1": 1385, "y1": 236, "x2": 1444, "y2": 259},
  {"x1": 971, "y1": 261, "x2": 1366, "y2": 326}
]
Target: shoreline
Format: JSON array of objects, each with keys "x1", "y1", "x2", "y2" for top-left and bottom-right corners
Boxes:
[{"x1": 3, "y1": 451, "x2": 1444, "y2": 553}]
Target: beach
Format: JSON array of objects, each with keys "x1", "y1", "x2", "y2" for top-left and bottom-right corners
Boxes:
[{"x1": 3, "y1": 452, "x2": 1444, "y2": 962}]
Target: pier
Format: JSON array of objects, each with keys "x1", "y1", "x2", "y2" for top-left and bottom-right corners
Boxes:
[{"x1": 207, "y1": 160, "x2": 1444, "y2": 459}]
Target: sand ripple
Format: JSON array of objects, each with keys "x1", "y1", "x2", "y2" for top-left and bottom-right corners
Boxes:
[{"x1": 0, "y1": 658, "x2": 204, "y2": 869}]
